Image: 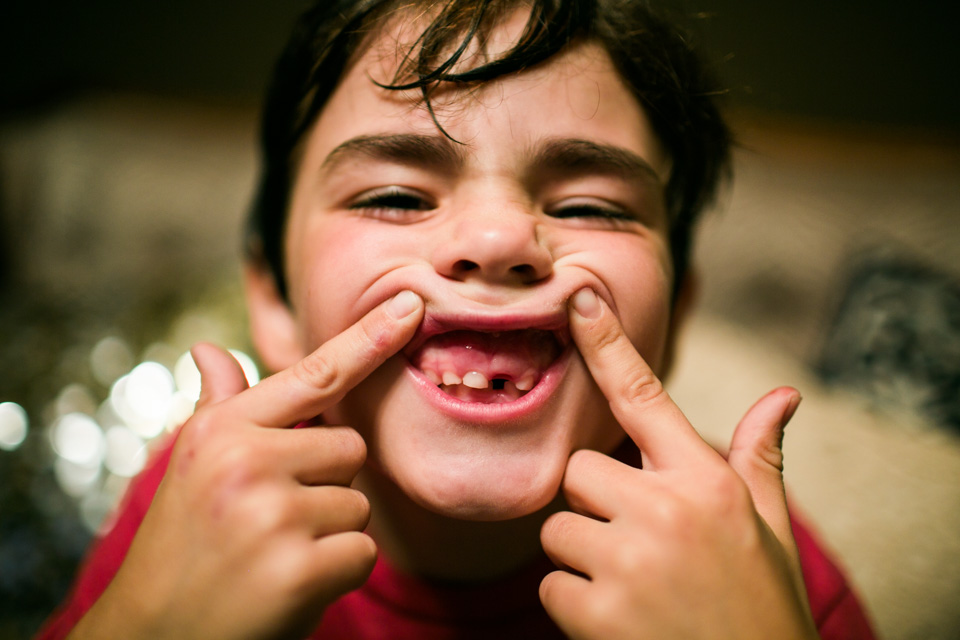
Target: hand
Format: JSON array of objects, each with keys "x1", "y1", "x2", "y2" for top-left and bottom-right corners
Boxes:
[
  {"x1": 70, "y1": 291, "x2": 424, "y2": 640},
  {"x1": 539, "y1": 288, "x2": 818, "y2": 640}
]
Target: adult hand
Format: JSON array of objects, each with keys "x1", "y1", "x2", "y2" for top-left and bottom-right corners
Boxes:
[
  {"x1": 540, "y1": 288, "x2": 818, "y2": 640},
  {"x1": 70, "y1": 291, "x2": 424, "y2": 640}
]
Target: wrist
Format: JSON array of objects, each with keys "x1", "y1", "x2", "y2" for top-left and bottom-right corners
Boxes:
[{"x1": 68, "y1": 581, "x2": 164, "y2": 640}]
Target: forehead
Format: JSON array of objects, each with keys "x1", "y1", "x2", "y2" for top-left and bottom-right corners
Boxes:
[{"x1": 303, "y1": 14, "x2": 670, "y2": 181}]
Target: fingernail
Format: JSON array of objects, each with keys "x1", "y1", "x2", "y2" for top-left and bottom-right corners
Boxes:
[
  {"x1": 388, "y1": 290, "x2": 421, "y2": 318},
  {"x1": 571, "y1": 288, "x2": 601, "y2": 319},
  {"x1": 781, "y1": 393, "x2": 802, "y2": 428}
]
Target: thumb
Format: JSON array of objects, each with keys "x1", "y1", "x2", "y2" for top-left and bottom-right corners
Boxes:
[
  {"x1": 190, "y1": 342, "x2": 250, "y2": 408},
  {"x1": 727, "y1": 387, "x2": 801, "y2": 545}
]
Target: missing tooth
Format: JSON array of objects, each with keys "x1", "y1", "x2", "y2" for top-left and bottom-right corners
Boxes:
[{"x1": 492, "y1": 378, "x2": 507, "y2": 390}]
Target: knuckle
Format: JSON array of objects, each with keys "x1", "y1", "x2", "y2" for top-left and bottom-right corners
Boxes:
[
  {"x1": 317, "y1": 427, "x2": 367, "y2": 478},
  {"x1": 757, "y1": 443, "x2": 786, "y2": 473},
  {"x1": 730, "y1": 438, "x2": 785, "y2": 475},
  {"x1": 268, "y1": 543, "x2": 321, "y2": 597},
  {"x1": 591, "y1": 317, "x2": 623, "y2": 353},
  {"x1": 336, "y1": 427, "x2": 368, "y2": 468},
  {"x1": 180, "y1": 407, "x2": 219, "y2": 445},
  {"x1": 618, "y1": 366, "x2": 665, "y2": 406},
  {"x1": 610, "y1": 539, "x2": 647, "y2": 576},
  {"x1": 357, "y1": 532, "x2": 379, "y2": 565},
  {"x1": 240, "y1": 493, "x2": 286, "y2": 534},
  {"x1": 538, "y1": 572, "x2": 559, "y2": 606},
  {"x1": 209, "y1": 439, "x2": 265, "y2": 489},
  {"x1": 344, "y1": 489, "x2": 371, "y2": 528},
  {"x1": 295, "y1": 352, "x2": 341, "y2": 396},
  {"x1": 338, "y1": 533, "x2": 379, "y2": 581},
  {"x1": 706, "y1": 469, "x2": 753, "y2": 517},
  {"x1": 319, "y1": 534, "x2": 378, "y2": 596},
  {"x1": 218, "y1": 439, "x2": 257, "y2": 472},
  {"x1": 541, "y1": 511, "x2": 573, "y2": 543},
  {"x1": 651, "y1": 495, "x2": 689, "y2": 533},
  {"x1": 582, "y1": 587, "x2": 621, "y2": 629},
  {"x1": 565, "y1": 448, "x2": 601, "y2": 478}
]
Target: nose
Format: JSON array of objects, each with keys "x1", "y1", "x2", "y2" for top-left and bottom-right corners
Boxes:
[{"x1": 432, "y1": 207, "x2": 553, "y2": 285}]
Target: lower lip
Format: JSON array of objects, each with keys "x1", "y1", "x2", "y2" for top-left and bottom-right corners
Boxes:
[{"x1": 404, "y1": 346, "x2": 572, "y2": 424}]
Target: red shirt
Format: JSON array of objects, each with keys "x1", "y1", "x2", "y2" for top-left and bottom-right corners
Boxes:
[{"x1": 36, "y1": 438, "x2": 877, "y2": 639}]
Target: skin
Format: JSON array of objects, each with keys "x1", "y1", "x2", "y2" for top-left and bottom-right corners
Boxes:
[
  {"x1": 541, "y1": 289, "x2": 818, "y2": 639},
  {"x1": 67, "y1": 17, "x2": 819, "y2": 640},
  {"x1": 70, "y1": 294, "x2": 426, "y2": 640},
  {"x1": 259, "y1": 35, "x2": 675, "y2": 525}
]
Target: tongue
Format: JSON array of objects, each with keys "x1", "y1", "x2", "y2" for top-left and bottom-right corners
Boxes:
[{"x1": 411, "y1": 330, "x2": 561, "y2": 386}]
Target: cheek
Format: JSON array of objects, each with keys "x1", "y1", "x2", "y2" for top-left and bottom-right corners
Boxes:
[
  {"x1": 289, "y1": 222, "x2": 390, "y2": 346},
  {"x1": 609, "y1": 249, "x2": 671, "y2": 321},
  {"x1": 288, "y1": 225, "x2": 368, "y2": 350},
  {"x1": 575, "y1": 240, "x2": 674, "y2": 361}
]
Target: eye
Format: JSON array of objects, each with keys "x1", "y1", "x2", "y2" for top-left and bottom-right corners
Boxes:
[
  {"x1": 547, "y1": 198, "x2": 636, "y2": 223},
  {"x1": 349, "y1": 187, "x2": 434, "y2": 221}
]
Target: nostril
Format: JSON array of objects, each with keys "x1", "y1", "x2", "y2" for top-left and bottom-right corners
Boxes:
[
  {"x1": 453, "y1": 259, "x2": 480, "y2": 273},
  {"x1": 510, "y1": 264, "x2": 536, "y2": 278}
]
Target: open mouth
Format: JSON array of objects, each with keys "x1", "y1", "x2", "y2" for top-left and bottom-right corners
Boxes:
[{"x1": 408, "y1": 329, "x2": 563, "y2": 404}]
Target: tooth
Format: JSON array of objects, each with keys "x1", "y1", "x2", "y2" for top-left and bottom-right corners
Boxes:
[
  {"x1": 442, "y1": 371, "x2": 462, "y2": 386},
  {"x1": 424, "y1": 370, "x2": 442, "y2": 385},
  {"x1": 515, "y1": 372, "x2": 536, "y2": 391},
  {"x1": 462, "y1": 371, "x2": 489, "y2": 389}
]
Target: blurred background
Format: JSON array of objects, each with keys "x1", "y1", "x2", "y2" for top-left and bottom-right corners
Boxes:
[{"x1": 1, "y1": 1, "x2": 958, "y2": 638}]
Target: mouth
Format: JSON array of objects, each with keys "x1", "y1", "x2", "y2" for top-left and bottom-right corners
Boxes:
[
  {"x1": 409, "y1": 329, "x2": 564, "y2": 404},
  {"x1": 402, "y1": 308, "x2": 571, "y2": 412}
]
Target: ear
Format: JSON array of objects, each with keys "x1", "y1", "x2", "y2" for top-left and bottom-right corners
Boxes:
[
  {"x1": 658, "y1": 269, "x2": 698, "y2": 383},
  {"x1": 243, "y1": 260, "x2": 305, "y2": 374}
]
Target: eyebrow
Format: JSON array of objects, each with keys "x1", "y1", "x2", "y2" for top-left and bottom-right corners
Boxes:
[
  {"x1": 527, "y1": 138, "x2": 664, "y2": 185},
  {"x1": 321, "y1": 133, "x2": 465, "y2": 174},
  {"x1": 320, "y1": 133, "x2": 664, "y2": 187}
]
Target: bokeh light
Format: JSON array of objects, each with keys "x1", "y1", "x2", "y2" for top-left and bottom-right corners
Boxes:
[
  {"x1": 36, "y1": 336, "x2": 260, "y2": 532},
  {"x1": 121, "y1": 362, "x2": 176, "y2": 438},
  {"x1": 89, "y1": 336, "x2": 134, "y2": 387},
  {"x1": 0, "y1": 401, "x2": 29, "y2": 451},
  {"x1": 230, "y1": 349, "x2": 261, "y2": 387},
  {"x1": 103, "y1": 425, "x2": 147, "y2": 477},
  {"x1": 54, "y1": 384, "x2": 97, "y2": 418},
  {"x1": 51, "y1": 413, "x2": 104, "y2": 467},
  {"x1": 174, "y1": 350, "x2": 203, "y2": 401},
  {"x1": 54, "y1": 457, "x2": 102, "y2": 498}
]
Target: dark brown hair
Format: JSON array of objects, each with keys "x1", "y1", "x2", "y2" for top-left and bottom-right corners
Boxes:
[{"x1": 248, "y1": 0, "x2": 730, "y2": 299}]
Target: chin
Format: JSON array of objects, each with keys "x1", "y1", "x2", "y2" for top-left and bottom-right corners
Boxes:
[{"x1": 382, "y1": 442, "x2": 571, "y2": 522}]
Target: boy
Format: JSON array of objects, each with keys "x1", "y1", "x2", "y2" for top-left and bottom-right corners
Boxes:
[{"x1": 39, "y1": 1, "x2": 876, "y2": 638}]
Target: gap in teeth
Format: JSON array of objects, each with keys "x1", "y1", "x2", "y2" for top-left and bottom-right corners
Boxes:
[
  {"x1": 411, "y1": 329, "x2": 560, "y2": 397},
  {"x1": 422, "y1": 367, "x2": 539, "y2": 392},
  {"x1": 438, "y1": 378, "x2": 525, "y2": 403}
]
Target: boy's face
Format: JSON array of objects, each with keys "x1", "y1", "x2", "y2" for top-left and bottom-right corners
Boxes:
[{"x1": 251, "y1": 26, "x2": 675, "y2": 521}]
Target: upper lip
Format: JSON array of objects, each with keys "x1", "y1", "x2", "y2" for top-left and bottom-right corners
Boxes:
[{"x1": 402, "y1": 307, "x2": 570, "y2": 356}]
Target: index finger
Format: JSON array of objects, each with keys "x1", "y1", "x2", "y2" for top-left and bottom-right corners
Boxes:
[
  {"x1": 229, "y1": 290, "x2": 424, "y2": 428},
  {"x1": 568, "y1": 288, "x2": 716, "y2": 469}
]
